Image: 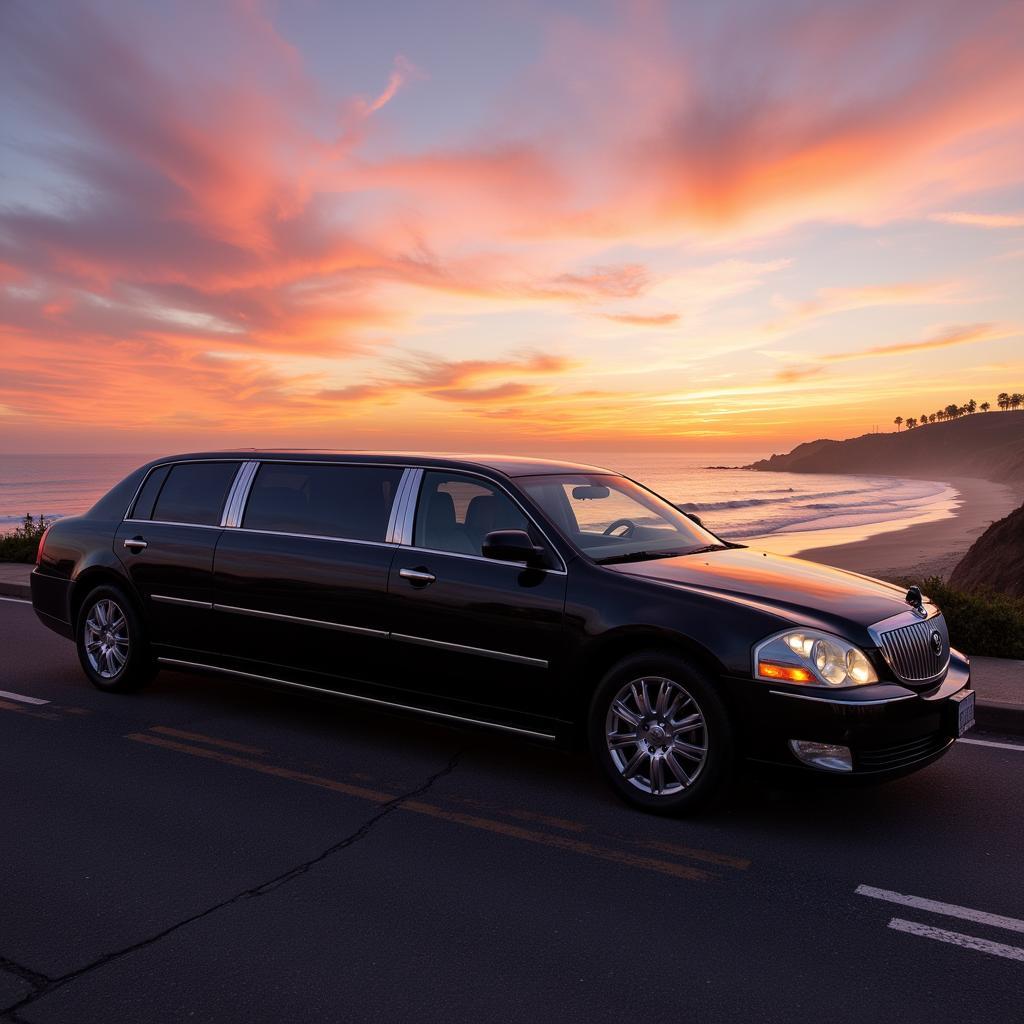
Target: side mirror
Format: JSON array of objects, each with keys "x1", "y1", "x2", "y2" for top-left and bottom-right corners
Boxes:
[{"x1": 482, "y1": 529, "x2": 547, "y2": 567}]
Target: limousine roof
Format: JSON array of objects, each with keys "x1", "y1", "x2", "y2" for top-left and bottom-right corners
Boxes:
[{"x1": 156, "y1": 450, "x2": 615, "y2": 478}]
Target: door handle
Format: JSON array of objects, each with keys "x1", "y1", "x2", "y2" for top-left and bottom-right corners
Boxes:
[
  {"x1": 123, "y1": 537, "x2": 148, "y2": 552},
  {"x1": 399, "y1": 567, "x2": 435, "y2": 585}
]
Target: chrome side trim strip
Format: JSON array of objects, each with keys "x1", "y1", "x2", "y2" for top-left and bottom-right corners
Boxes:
[
  {"x1": 215, "y1": 603, "x2": 388, "y2": 638},
  {"x1": 152, "y1": 595, "x2": 214, "y2": 609},
  {"x1": 399, "y1": 545, "x2": 567, "y2": 576},
  {"x1": 155, "y1": 658, "x2": 557, "y2": 741},
  {"x1": 228, "y1": 527, "x2": 396, "y2": 549},
  {"x1": 123, "y1": 519, "x2": 223, "y2": 531},
  {"x1": 391, "y1": 632, "x2": 548, "y2": 668},
  {"x1": 768, "y1": 689, "x2": 916, "y2": 706},
  {"x1": 154, "y1": 598, "x2": 547, "y2": 667}
]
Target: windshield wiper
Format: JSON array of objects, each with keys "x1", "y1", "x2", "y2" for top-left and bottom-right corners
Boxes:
[
  {"x1": 595, "y1": 544, "x2": 728, "y2": 565},
  {"x1": 595, "y1": 550, "x2": 686, "y2": 565}
]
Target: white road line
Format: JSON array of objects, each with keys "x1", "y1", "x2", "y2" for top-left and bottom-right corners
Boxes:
[
  {"x1": 856, "y1": 885, "x2": 1024, "y2": 935},
  {"x1": 959, "y1": 737, "x2": 1024, "y2": 752},
  {"x1": 888, "y1": 918, "x2": 1024, "y2": 963},
  {"x1": 0, "y1": 596, "x2": 31, "y2": 605},
  {"x1": 0, "y1": 689, "x2": 50, "y2": 706}
]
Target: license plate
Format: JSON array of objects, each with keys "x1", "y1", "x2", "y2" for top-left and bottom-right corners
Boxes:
[{"x1": 952, "y1": 689, "x2": 975, "y2": 736}]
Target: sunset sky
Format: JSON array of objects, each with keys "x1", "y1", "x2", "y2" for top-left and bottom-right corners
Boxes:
[{"x1": 1, "y1": 0, "x2": 1022, "y2": 454}]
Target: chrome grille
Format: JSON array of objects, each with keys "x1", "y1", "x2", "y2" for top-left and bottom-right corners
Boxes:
[{"x1": 878, "y1": 614, "x2": 950, "y2": 684}]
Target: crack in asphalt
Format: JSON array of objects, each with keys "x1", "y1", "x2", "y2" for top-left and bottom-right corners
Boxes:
[
  {"x1": 0, "y1": 958, "x2": 51, "y2": 993},
  {"x1": 0, "y1": 748, "x2": 464, "y2": 1020}
]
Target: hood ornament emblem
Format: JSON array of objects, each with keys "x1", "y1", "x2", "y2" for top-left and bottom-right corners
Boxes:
[
  {"x1": 905, "y1": 585, "x2": 927, "y2": 618},
  {"x1": 930, "y1": 630, "x2": 944, "y2": 657}
]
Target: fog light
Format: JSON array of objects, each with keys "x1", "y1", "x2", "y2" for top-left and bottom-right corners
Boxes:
[{"x1": 788, "y1": 739, "x2": 853, "y2": 772}]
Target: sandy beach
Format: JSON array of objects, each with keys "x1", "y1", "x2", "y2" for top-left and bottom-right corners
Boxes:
[{"x1": 756, "y1": 476, "x2": 1022, "y2": 581}]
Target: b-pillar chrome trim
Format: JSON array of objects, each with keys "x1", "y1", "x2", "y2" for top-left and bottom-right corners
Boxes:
[
  {"x1": 221, "y1": 461, "x2": 259, "y2": 528},
  {"x1": 386, "y1": 467, "x2": 423, "y2": 545}
]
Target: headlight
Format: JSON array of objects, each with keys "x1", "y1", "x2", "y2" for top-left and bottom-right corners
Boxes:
[{"x1": 753, "y1": 629, "x2": 878, "y2": 687}]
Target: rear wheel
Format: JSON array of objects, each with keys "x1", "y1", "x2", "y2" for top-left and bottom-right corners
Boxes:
[
  {"x1": 76, "y1": 585, "x2": 154, "y2": 692},
  {"x1": 589, "y1": 651, "x2": 735, "y2": 813}
]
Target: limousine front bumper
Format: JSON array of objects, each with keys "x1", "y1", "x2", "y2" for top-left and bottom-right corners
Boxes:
[{"x1": 723, "y1": 649, "x2": 971, "y2": 779}]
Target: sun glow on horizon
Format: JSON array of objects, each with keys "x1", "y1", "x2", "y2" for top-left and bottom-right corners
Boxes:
[{"x1": 0, "y1": 0, "x2": 1022, "y2": 453}]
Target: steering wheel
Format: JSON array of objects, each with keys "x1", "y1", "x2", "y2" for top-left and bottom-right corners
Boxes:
[{"x1": 603, "y1": 518, "x2": 637, "y2": 537}]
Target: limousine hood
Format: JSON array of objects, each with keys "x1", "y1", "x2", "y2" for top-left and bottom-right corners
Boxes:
[{"x1": 607, "y1": 546, "x2": 912, "y2": 628}]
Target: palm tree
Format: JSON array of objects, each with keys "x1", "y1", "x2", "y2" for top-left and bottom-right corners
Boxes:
[
  {"x1": 906, "y1": 417, "x2": 917, "y2": 429},
  {"x1": 945, "y1": 403, "x2": 960, "y2": 419},
  {"x1": 980, "y1": 402, "x2": 990, "y2": 413},
  {"x1": 920, "y1": 411, "x2": 929, "y2": 425},
  {"x1": 998, "y1": 392, "x2": 1010, "y2": 410},
  {"x1": 894, "y1": 416, "x2": 903, "y2": 431},
  {"x1": 929, "y1": 413, "x2": 937, "y2": 423},
  {"x1": 966, "y1": 398, "x2": 977, "y2": 414},
  {"x1": 1012, "y1": 393, "x2": 1023, "y2": 411}
]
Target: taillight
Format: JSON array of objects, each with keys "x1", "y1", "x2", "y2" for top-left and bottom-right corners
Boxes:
[{"x1": 36, "y1": 523, "x2": 53, "y2": 565}]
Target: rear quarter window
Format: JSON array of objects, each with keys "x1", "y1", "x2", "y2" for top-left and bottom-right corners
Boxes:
[
  {"x1": 149, "y1": 462, "x2": 240, "y2": 526},
  {"x1": 129, "y1": 465, "x2": 170, "y2": 520}
]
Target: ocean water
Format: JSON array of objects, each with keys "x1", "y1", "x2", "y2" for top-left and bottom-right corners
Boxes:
[{"x1": 0, "y1": 451, "x2": 955, "y2": 546}]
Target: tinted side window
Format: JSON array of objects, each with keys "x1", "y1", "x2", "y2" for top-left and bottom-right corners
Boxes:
[
  {"x1": 151, "y1": 462, "x2": 239, "y2": 526},
  {"x1": 130, "y1": 465, "x2": 170, "y2": 520},
  {"x1": 242, "y1": 463, "x2": 403, "y2": 542},
  {"x1": 414, "y1": 472, "x2": 530, "y2": 555}
]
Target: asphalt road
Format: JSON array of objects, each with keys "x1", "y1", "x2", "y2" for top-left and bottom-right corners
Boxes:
[{"x1": 1, "y1": 595, "x2": 1022, "y2": 1023}]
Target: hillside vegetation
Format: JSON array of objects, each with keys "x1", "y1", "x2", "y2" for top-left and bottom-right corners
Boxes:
[
  {"x1": 949, "y1": 502, "x2": 1024, "y2": 599},
  {"x1": 895, "y1": 577, "x2": 1024, "y2": 660},
  {"x1": 749, "y1": 411, "x2": 1024, "y2": 480}
]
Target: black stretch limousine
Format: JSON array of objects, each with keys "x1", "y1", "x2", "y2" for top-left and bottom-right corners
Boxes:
[{"x1": 31, "y1": 451, "x2": 975, "y2": 811}]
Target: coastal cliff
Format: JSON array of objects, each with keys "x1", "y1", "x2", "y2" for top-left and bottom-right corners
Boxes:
[
  {"x1": 749, "y1": 412, "x2": 1024, "y2": 481},
  {"x1": 949, "y1": 501, "x2": 1024, "y2": 598}
]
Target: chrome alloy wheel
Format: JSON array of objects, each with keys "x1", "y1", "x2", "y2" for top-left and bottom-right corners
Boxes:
[
  {"x1": 83, "y1": 598, "x2": 129, "y2": 679},
  {"x1": 605, "y1": 676, "x2": 708, "y2": 796}
]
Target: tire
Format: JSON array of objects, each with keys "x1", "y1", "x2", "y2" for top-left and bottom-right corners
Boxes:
[
  {"x1": 75, "y1": 585, "x2": 154, "y2": 693},
  {"x1": 588, "y1": 650, "x2": 735, "y2": 814}
]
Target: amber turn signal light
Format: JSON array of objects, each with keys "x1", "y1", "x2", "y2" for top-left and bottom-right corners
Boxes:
[{"x1": 757, "y1": 661, "x2": 815, "y2": 683}]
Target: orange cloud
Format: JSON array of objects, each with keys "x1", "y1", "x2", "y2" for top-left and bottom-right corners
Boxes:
[
  {"x1": 598, "y1": 312, "x2": 679, "y2": 327},
  {"x1": 822, "y1": 322, "x2": 1017, "y2": 362},
  {"x1": 930, "y1": 211, "x2": 1024, "y2": 228}
]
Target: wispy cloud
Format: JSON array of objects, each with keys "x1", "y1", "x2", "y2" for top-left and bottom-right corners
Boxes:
[
  {"x1": 822, "y1": 322, "x2": 1016, "y2": 361},
  {"x1": 597, "y1": 312, "x2": 679, "y2": 327},
  {"x1": 766, "y1": 280, "x2": 960, "y2": 335},
  {"x1": 930, "y1": 211, "x2": 1024, "y2": 229},
  {"x1": 363, "y1": 55, "x2": 417, "y2": 114}
]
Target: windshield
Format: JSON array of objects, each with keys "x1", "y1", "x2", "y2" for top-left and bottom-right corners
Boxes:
[{"x1": 517, "y1": 473, "x2": 724, "y2": 564}]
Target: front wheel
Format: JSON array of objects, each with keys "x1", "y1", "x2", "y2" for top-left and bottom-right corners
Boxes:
[
  {"x1": 588, "y1": 652, "x2": 735, "y2": 814},
  {"x1": 76, "y1": 585, "x2": 154, "y2": 692}
]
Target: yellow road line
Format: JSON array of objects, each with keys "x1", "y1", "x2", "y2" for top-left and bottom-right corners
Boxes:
[
  {"x1": 127, "y1": 732, "x2": 714, "y2": 882},
  {"x1": 0, "y1": 698, "x2": 60, "y2": 720},
  {"x1": 150, "y1": 725, "x2": 267, "y2": 754}
]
